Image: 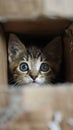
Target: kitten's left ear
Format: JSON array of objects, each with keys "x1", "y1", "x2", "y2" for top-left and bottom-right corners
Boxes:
[
  {"x1": 8, "y1": 34, "x2": 26, "y2": 63},
  {"x1": 44, "y1": 37, "x2": 62, "y2": 62}
]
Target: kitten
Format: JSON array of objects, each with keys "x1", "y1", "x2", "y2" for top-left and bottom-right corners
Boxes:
[
  {"x1": 8, "y1": 34, "x2": 62, "y2": 85},
  {"x1": 0, "y1": 34, "x2": 62, "y2": 128}
]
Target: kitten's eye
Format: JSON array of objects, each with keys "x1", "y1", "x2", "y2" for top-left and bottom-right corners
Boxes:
[
  {"x1": 40, "y1": 63, "x2": 49, "y2": 72},
  {"x1": 19, "y1": 62, "x2": 29, "y2": 72}
]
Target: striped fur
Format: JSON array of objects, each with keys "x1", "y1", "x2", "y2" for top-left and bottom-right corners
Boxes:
[{"x1": 8, "y1": 34, "x2": 62, "y2": 85}]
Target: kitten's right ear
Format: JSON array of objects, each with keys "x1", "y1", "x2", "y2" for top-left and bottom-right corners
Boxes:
[
  {"x1": 8, "y1": 34, "x2": 26, "y2": 63},
  {"x1": 44, "y1": 37, "x2": 62, "y2": 63}
]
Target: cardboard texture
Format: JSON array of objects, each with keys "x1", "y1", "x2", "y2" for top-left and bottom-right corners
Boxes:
[
  {"x1": 4, "y1": 20, "x2": 69, "y2": 34},
  {"x1": 0, "y1": 0, "x2": 73, "y2": 130},
  {"x1": 0, "y1": 0, "x2": 73, "y2": 20},
  {"x1": 64, "y1": 24, "x2": 73, "y2": 82},
  {"x1": 0, "y1": 27, "x2": 7, "y2": 85},
  {"x1": 0, "y1": 86, "x2": 73, "y2": 130},
  {"x1": 0, "y1": 27, "x2": 8, "y2": 107}
]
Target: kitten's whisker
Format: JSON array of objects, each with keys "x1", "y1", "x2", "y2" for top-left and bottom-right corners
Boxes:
[
  {"x1": 8, "y1": 78, "x2": 14, "y2": 84},
  {"x1": 8, "y1": 78, "x2": 13, "y2": 82},
  {"x1": 13, "y1": 79, "x2": 23, "y2": 88},
  {"x1": 13, "y1": 82, "x2": 19, "y2": 87},
  {"x1": 14, "y1": 80, "x2": 21, "y2": 87}
]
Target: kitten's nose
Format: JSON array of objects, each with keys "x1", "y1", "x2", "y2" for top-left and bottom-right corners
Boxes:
[{"x1": 30, "y1": 74, "x2": 37, "y2": 80}]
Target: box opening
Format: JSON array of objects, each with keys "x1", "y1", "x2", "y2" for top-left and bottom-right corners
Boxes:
[
  {"x1": 3, "y1": 19, "x2": 72, "y2": 86},
  {"x1": 7, "y1": 33, "x2": 64, "y2": 85}
]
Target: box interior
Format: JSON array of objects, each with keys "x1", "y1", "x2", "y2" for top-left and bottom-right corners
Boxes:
[{"x1": 2, "y1": 18, "x2": 72, "y2": 85}]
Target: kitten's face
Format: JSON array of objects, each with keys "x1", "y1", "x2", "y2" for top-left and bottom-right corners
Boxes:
[{"x1": 8, "y1": 34, "x2": 62, "y2": 85}]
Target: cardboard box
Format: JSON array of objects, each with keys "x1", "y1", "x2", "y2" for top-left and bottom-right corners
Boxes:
[{"x1": 0, "y1": 1, "x2": 73, "y2": 130}]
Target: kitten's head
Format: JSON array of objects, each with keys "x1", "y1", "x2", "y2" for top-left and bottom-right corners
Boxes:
[{"x1": 8, "y1": 34, "x2": 62, "y2": 85}]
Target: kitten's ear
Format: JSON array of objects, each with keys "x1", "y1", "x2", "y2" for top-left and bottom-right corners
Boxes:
[
  {"x1": 44, "y1": 37, "x2": 62, "y2": 63},
  {"x1": 8, "y1": 34, "x2": 26, "y2": 63}
]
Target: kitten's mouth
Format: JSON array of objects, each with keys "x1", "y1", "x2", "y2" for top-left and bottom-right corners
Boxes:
[
  {"x1": 33, "y1": 80, "x2": 36, "y2": 83},
  {"x1": 32, "y1": 80, "x2": 39, "y2": 84}
]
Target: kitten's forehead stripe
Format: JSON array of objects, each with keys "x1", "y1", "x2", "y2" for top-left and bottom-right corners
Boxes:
[
  {"x1": 40, "y1": 54, "x2": 43, "y2": 61},
  {"x1": 21, "y1": 47, "x2": 44, "y2": 62},
  {"x1": 27, "y1": 50, "x2": 32, "y2": 59},
  {"x1": 27, "y1": 46, "x2": 42, "y2": 59}
]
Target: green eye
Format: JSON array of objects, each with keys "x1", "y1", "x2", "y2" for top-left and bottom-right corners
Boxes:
[
  {"x1": 19, "y1": 62, "x2": 29, "y2": 72},
  {"x1": 40, "y1": 63, "x2": 49, "y2": 72}
]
